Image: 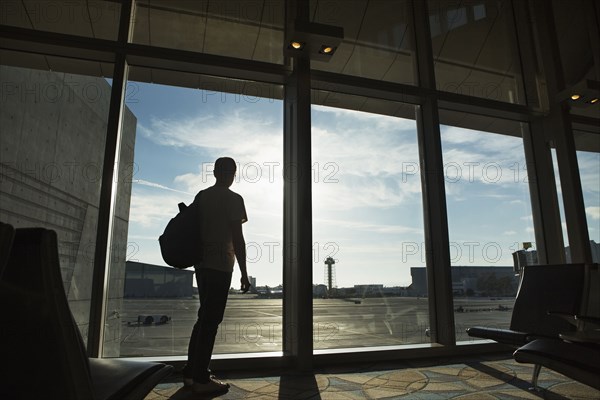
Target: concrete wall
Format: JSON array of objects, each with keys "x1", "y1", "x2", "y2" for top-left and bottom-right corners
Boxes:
[{"x1": 0, "y1": 65, "x2": 136, "y2": 356}]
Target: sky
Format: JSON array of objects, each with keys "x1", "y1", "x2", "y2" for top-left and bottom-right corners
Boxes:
[{"x1": 122, "y1": 81, "x2": 600, "y2": 288}]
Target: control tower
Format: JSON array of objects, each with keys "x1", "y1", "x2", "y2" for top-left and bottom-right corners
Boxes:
[{"x1": 324, "y1": 257, "x2": 336, "y2": 296}]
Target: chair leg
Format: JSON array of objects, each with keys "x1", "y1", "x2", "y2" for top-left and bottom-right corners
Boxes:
[{"x1": 528, "y1": 364, "x2": 542, "y2": 391}]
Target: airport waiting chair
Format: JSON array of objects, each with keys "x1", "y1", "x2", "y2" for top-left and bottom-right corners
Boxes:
[
  {"x1": 0, "y1": 227, "x2": 172, "y2": 399},
  {"x1": 513, "y1": 264, "x2": 600, "y2": 391},
  {"x1": 466, "y1": 264, "x2": 585, "y2": 346},
  {"x1": 513, "y1": 335, "x2": 600, "y2": 390}
]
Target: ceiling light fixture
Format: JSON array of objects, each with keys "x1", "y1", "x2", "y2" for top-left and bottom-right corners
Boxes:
[
  {"x1": 284, "y1": 20, "x2": 343, "y2": 62},
  {"x1": 319, "y1": 45, "x2": 335, "y2": 55},
  {"x1": 558, "y1": 79, "x2": 600, "y2": 108}
]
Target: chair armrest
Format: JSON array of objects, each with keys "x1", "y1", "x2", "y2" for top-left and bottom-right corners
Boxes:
[
  {"x1": 575, "y1": 315, "x2": 600, "y2": 326},
  {"x1": 547, "y1": 311, "x2": 577, "y2": 327},
  {"x1": 466, "y1": 327, "x2": 530, "y2": 346},
  {"x1": 548, "y1": 312, "x2": 600, "y2": 329}
]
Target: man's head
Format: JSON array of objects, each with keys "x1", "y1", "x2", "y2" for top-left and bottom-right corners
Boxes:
[{"x1": 214, "y1": 157, "x2": 237, "y2": 186}]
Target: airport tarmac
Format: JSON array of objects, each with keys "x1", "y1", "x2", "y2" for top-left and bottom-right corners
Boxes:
[{"x1": 118, "y1": 296, "x2": 514, "y2": 357}]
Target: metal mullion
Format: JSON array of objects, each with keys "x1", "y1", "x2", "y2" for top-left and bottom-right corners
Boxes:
[
  {"x1": 0, "y1": 26, "x2": 291, "y2": 87},
  {"x1": 411, "y1": 0, "x2": 455, "y2": 346},
  {"x1": 310, "y1": 70, "x2": 427, "y2": 106},
  {"x1": 0, "y1": 24, "x2": 117, "y2": 63},
  {"x1": 511, "y1": 0, "x2": 565, "y2": 264},
  {"x1": 87, "y1": 0, "x2": 132, "y2": 359},
  {"x1": 436, "y1": 93, "x2": 537, "y2": 122},
  {"x1": 283, "y1": 0, "x2": 313, "y2": 372},
  {"x1": 571, "y1": 115, "x2": 600, "y2": 132},
  {"x1": 124, "y1": 44, "x2": 289, "y2": 85}
]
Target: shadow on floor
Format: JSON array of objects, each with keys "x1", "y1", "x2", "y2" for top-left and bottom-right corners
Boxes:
[
  {"x1": 465, "y1": 361, "x2": 572, "y2": 400},
  {"x1": 156, "y1": 386, "x2": 226, "y2": 400},
  {"x1": 278, "y1": 373, "x2": 322, "y2": 400}
]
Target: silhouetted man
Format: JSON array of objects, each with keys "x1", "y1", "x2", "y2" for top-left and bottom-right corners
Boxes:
[{"x1": 183, "y1": 157, "x2": 250, "y2": 394}]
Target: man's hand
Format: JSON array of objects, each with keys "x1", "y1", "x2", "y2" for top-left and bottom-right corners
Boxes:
[{"x1": 240, "y1": 275, "x2": 251, "y2": 294}]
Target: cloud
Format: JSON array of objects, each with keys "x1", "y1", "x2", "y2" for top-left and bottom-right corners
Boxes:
[
  {"x1": 440, "y1": 124, "x2": 529, "y2": 193},
  {"x1": 586, "y1": 206, "x2": 600, "y2": 220},
  {"x1": 503, "y1": 230, "x2": 517, "y2": 235},
  {"x1": 127, "y1": 188, "x2": 191, "y2": 228},
  {"x1": 310, "y1": 109, "x2": 424, "y2": 210},
  {"x1": 139, "y1": 108, "x2": 282, "y2": 166},
  {"x1": 312, "y1": 104, "x2": 416, "y2": 131},
  {"x1": 577, "y1": 152, "x2": 600, "y2": 194},
  {"x1": 135, "y1": 179, "x2": 192, "y2": 195},
  {"x1": 314, "y1": 217, "x2": 423, "y2": 235},
  {"x1": 137, "y1": 105, "x2": 426, "y2": 213}
]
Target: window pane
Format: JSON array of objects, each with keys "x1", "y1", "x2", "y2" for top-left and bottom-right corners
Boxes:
[
  {"x1": 1, "y1": 0, "x2": 121, "y2": 40},
  {"x1": 575, "y1": 131, "x2": 600, "y2": 259},
  {"x1": 439, "y1": 110, "x2": 535, "y2": 342},
  {"x1": 0, "y1": 56, "x2": 113, "y2": 348},
  {"x1": 311, "y1": 92, "x2": 428, "y2": 350},
  {"x1": 428, "y1": 0, "x2": 525, "y2": 104},
  {"x1": 105, "y1": 68, "x2": 283, "y2": 357},
  {"x1": 309, "y1": 0, "x2": 416, "y2": 85},
  {"x1": 131, "y1": 0, "x2": 284, "y2": 64},
  {"x1": 550, "y1": 148, "x2": 569, "y2": 249}
]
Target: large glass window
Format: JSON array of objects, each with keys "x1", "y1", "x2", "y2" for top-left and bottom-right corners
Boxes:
[
  {"x1": 309, "y1": 0, "x2": 416, "y2": 85},
  {"x1": 428, "y1": 0, "x2": 525, "y2": 104},
  {"x1": 0, "y1": 53, "x2": 114, "y2": 347},
  {"x1": 104, "y1": 68, "x2": 283, "y2": 357},
  {"x1": 311, "y1": 92, "x2": 428, "y2": 350},
  {"x1": 131, "y1": 0, "x2": 284, "y2": 64},
  {"x1": 439, "y1": 110, "x2": 535, "y2": 342}
]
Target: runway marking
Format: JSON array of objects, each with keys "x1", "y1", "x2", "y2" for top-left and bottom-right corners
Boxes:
[{"x1": 251, "y1": 310, "x2": 282, "y2": 318}]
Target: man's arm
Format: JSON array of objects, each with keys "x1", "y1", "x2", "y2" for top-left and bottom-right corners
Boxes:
[{"x1": 231, "y1": 221, "x2": 250, "y2": 293}]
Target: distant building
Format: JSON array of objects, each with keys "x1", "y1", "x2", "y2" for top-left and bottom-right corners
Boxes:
[
  {"x1": 248, "y1": 276, "x2": 257, "y2": 294},
  {"x1": 354, "y1": 284, "x2": 385, "y2": 297},
  {"x1": 565, "y1": 240, "x2": 600, "y2": 263},
  {"x1": 410, "y1": 266, "x2": 519, "y2": 297},
  {"x1": 313, "y1": 284, "x2": 328, "y2": 298},
  {"x1": 124, "y1": 261, "x2": 194, "y2": 298}
]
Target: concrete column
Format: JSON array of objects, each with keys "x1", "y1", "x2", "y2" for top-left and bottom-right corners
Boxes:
[
  {"x1": 531, "y1": 0, "x2": 592, "y2": 264},
  {"x1": 512, "y1": 0, "x2": 565, "y2": 264}
]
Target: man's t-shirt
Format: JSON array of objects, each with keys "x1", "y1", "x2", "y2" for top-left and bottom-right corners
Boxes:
[{"x1": 196, "y1": 185, "x2": 247, "y2": 272}]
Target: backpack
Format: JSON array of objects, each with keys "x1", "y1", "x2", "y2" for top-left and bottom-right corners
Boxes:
[{"x1": 158, "y1": 191, "x2": 203, "y2": 269}]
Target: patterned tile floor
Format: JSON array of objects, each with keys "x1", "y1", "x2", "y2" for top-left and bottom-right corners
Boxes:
[{"x1": 144, "y1": 355, "x2": 600, "y2": 400}]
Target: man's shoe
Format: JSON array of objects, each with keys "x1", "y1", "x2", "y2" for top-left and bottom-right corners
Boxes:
[
  {"x1": 192, "y1": 377, "x2": 230, "y2": 394},
  {"x1": 184, "y1": 373, "x2": 216, "y2": 387}
]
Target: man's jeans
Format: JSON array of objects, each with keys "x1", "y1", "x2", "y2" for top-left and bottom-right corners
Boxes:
[{"x1": 183, "y1": 267, "x2": 232, "y2": 383}]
